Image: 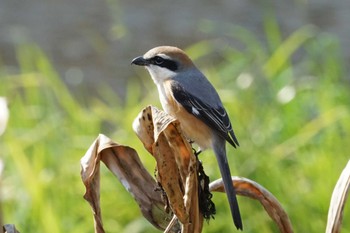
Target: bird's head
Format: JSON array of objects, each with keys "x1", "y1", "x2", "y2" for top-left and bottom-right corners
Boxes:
[{"x1": 131, "y1": 46, "x2": 195, "y2": 84}]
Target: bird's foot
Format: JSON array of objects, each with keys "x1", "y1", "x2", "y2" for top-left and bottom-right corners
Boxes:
[
  {"x1": 192, "y1": 147, "x2": 202, "y2": 157},
  {"x1": 188, "y1": 139, "x2": 202, "y2": 156}
]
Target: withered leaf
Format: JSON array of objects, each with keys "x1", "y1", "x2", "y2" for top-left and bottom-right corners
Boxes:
[{"x1": 80, "y1": 134, "x2": 172, "y2": 233}]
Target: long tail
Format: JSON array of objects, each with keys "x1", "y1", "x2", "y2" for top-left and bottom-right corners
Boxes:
[{"x1": 212, "y1": 135, "x2": 243, "y2": 230}]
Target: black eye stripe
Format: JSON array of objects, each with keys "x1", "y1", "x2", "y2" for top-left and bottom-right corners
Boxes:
[{"x1": 150, "y1": 56, "x2": 178, "y2": 71}]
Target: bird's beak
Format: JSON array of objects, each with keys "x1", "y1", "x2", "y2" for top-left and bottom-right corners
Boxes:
[{"x1": 131, "y1": 56, "x2": 149, "y2": 66}]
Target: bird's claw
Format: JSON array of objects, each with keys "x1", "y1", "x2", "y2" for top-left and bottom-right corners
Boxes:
[{"x1": 192, "y1": 147, "x2": 202, "y2": 157}]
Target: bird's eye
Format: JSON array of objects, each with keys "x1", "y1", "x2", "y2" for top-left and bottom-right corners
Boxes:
[{"x1": 154, "y1": 56, "x2": 164, "y2": 65}]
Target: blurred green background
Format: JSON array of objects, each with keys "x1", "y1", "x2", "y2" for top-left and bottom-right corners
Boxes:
[{"x1": 1, "y1": 1, "x2": 350, "y2": 233}]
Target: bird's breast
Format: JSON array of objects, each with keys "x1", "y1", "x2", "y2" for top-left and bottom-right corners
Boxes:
[{"x1": 157, "y1": 80, "x2": 213, "y2": 150}]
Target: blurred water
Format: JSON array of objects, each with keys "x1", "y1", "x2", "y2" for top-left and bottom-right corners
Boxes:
[{"x1": 0, "y1": 0, "x2": 349, "y2": 98}]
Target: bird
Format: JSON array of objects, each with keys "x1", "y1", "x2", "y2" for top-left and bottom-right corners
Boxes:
[{"x1": 131, "y1": 46, "x2": 242, "y2": 230}]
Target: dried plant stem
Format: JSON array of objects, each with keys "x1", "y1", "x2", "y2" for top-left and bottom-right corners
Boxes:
[
  {"x1": 210, "y1": 177, "x2": 294, "y2": 233},
  {"x1": 326, "y1": 160, "x2": 350, "y2": 233}
]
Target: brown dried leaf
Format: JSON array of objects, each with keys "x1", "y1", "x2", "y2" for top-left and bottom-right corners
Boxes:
[
  {"x1": 133, "y1": 106, "x2": 203, "y2": 233},
  {"x1": 210, "y1": 177, "x2": 293, "y2": 233},
  {"x1": 326, "y1": 160, "x2": 350, "y2": 233},
  {"x1": 80, "y1": 134, "x2": 172, "y2": 233}
]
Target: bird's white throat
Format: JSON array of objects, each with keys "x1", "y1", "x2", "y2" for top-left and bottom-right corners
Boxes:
[{"x1": 146, "y1": 65, "x2": 177, "y2": 85}]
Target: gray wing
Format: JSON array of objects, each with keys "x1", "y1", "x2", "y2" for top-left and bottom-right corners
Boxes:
[{"x1": 171, "y1": 80, "x2": 239, "y2": 148}]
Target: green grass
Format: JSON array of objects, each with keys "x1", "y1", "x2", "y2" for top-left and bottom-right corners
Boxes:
[{"x1": 1, "y1": 20, "x2": 350, "y2": 233}]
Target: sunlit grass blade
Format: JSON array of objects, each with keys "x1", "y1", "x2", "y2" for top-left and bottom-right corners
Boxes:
[{"x1": 263, "y1": 25, "x2": 316, "y2": 78}]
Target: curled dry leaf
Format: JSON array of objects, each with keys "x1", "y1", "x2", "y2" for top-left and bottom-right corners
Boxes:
[
  {"x1": 133, "y1": 106, "x2": 203, "y2": 233},
  {"x1": 326, "y1": 160, "x2": 350, "y2": 233},
  {"x1": 81, "y1": 104, "x2": 204, "y2": 233},
  {"x1": 80, "y1": 134, "x2": 172, "y2": 233},
  {"x1": 210, "y1": 177, "x2": 294, "y2": 233}
]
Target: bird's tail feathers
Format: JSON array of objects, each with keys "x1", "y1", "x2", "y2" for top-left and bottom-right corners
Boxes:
[{"x1": 212, "y1": 136, "x2": 243, "y2": 230}]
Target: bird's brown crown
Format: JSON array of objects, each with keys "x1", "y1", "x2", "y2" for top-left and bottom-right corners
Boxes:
[{"x1": 143, "y1": 46, "x2": 194, "y2": 69}]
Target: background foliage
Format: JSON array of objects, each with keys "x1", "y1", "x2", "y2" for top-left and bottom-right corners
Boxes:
[{"x1": 1, "y1": 16, "x2": 350, "y2": 233}]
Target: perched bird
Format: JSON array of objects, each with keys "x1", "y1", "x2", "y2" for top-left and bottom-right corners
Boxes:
[{"x1": 132, "y1": 46, "x2": 242, "y2": 230}]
